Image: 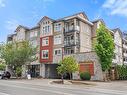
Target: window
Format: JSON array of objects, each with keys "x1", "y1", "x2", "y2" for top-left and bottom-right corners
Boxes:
[
  {"x1": 42, "y1": 25, "x2": 51, "y2": 34},
  {"x1": 42, "y1": 50, "x2": 49, "y2": 59},
  {"x1": 54, "y1": 23, "x2": 61, "y2": 32},
  {"x1": 64, "y1": 48, "x2": 74, "y2": 55},
  {"x1": 42, "y1": 37, "x2": 49, "y2": 46},
  {"x1": 54, "y1": 49, "x2": 62, "y2": 55},
  {"x1": 30, "y1": 31, "x2": 38, "y2": 38},
  {"x1": 30, "y1": 40, "x2": 37, "y2": 47},
  {"x1": 54, "y1": 35, "x2": 62, "y2": 45}
]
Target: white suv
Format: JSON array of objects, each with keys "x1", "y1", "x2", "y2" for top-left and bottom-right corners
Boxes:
[{"x1": 0, "y1": 71, "x2": 4, "y2": 79}]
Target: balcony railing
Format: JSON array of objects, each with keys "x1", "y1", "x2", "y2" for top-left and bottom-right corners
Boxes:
[
  {"x1": 123, "y1": 44, "x2": 127, "y2": 49},
  {"x1": 124, "y1": 61, "x2": 127, "y2": 64},
  {"x1": 124, "y1": 53, "x2": 127, "y2": 57},
  {"x1": 64, "y1": 40, "x2": 75, "y2": 46},
  {"x1": 65, "y1": 26, "x2": 80, "y2": 32}
]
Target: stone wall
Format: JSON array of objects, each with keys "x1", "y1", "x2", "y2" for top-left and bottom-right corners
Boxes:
[{"x1": 64, "y1": 51, "x2": 103, "y2": 81}]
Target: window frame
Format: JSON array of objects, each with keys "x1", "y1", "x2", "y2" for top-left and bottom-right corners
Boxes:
[
  {"x1": 42, "y1": 50, "x2": 49, "y2": 59},
  {"x1": 54, "y1": 35, "x2": 62, "y2": 45},
  {"x1": 54, "y1": 23, "x2": 62, "y2": 32},
  {"x1": 42, "y1": 37, "x2": 49, "y2": 46},
  {"x1": 54, "y1": 48, "x2": 62, "y2": 55}
]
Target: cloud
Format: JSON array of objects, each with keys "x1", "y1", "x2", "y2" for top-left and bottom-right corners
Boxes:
[
  {"x1": 5, "y1": 19, "x2": 19, "y2": 32},
  {"x1": 0, "y1": 0, "x2": 5, "y2": 7},
  {"x1": 102, "y1": 0, "x2": 127, "y2": 17}
]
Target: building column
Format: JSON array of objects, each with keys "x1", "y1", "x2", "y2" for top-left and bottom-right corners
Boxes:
[
  {"x1": 74, "y1": 18, "x2": 77, "y2": 30},
  {"x1": 74, "y1": 19, "x2": 77, "y2": 53},
  {"x1": 40, "y1": 64, "x2": 45, "y2": 78}
]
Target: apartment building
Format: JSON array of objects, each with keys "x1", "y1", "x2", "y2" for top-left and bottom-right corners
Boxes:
[
  {"x1": 7, "y1": 12, "x2": 126, "y2": 80},
  {"x1": 122, "y1": 32, "x2": 127, "y2": 65},
  {"x1": 7, "y1": 25, "x2": 40, "y2": 77},
  {"x1": 112, "y1": 29, "x2": 123, "y2": 66}
]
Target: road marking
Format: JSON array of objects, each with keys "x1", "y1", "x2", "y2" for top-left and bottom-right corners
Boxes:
[
  {"x1": 0, "y1": 83, "x2": 76, "y2": 95},
  {"x1": 0, "y1": 92, "x2": 10, "y2": 95}
]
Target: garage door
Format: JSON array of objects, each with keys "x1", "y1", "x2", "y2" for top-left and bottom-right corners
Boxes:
[{"x1": 79, "y1": 62, "x2": 94, "y2": 76}]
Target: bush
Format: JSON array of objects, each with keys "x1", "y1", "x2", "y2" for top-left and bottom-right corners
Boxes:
[
  {"x1": 80, "y1": 72, "x2": 91, "y2": 80},
  {"x1": 0, "y1": 64, "x2": 6, "y2": 71},
  {"x1": 116, "y1": 65, "x2": 127, "y2": 80},
  {"x1": 16, "y1": 67, "x2": 22, "y2": 77}
]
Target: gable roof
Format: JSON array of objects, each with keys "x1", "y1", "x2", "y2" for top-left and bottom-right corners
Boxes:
[
  {"x1": 112, "y1": 28, "x2": 123, "y2": 38},
  {"x1": 15, "y1": 25, "x2": 29, "y2": 32},
  {"x1": 56, "y1": 12, "x2": 89, "y2": 21},
  {"x1": 92, "y1": 19, "x2": 106, "y2": 25},
  {"x1": 38, "y1": 16, "x2": 55, "y2": 25}
]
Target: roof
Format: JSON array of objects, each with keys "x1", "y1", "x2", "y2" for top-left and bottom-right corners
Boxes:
[
  {"x1": 15, "y1": 25, "x2": 29, "y2": 32},
  {"x1": 30, "y1": 25, "x2": 40, "y2": 30},
  {"x1": 55, "y1": 12, "x2": 89, "y2": 22},
  {"x1": 92, "y1": 19, "x2": 106, "y2": 25},
  {"x1": 37, "y1": 12, "x2": 90, "y2": 25},
  {"x1": 112, "y1": 28, "x2": 123, "y2": 38},
  {"x1": 38, "y1": 16, "x2": 55, "y2": 25},
  {"x1": 7, "y1": 33, "x2": 16, "y2": 38}
]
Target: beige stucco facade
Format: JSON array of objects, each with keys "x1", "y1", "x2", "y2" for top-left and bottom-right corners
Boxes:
[
  {"x1": 7, "y1": 12, "x2": 127, "y2": 80},
  {"x1": 112, "y1": 29, "x2": 123, "y2": 65}
]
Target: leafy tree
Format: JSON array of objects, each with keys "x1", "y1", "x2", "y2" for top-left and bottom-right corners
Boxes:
[
  {"x1": 57, "y1": 60, "x2": 67, "y2": 83},
  {"x1": 57, "y1": 56, "x2": 79, "y2": 83},
  {"x1": 15, "y1": 66, "x2": 22, "y2": 77},
  {"x1": 1, "y1": 41, "x2": 36, "y2": 76},
  {"x1": 94, "y1": 24, "x2": 114, "y2": 81},
  {"x1": 0, "y1": 64, "x2": 6, "y2": 71}
]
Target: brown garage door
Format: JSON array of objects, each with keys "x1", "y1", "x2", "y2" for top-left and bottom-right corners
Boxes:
[{"x1": 79, "y1": 62, "x2": 94, "y2": 76}]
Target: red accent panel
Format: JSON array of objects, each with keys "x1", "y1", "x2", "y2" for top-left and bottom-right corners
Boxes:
[{"x1": 40, "y1": 36, "x2": 53, "y2": 63}]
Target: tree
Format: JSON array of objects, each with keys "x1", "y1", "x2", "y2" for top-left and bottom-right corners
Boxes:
[
  {"x1": 57, "y1": 56, "x2": 79, "y2": 83},
  {"x1": 94, "y1": 24, "x2": 114, "y2": 81},
  {"x1": 57, "y1": 60, "x2": 67, "y2": 83},
  {"x1": 0, "y1": 64, "x2": 6, "y2": 71},
  {"x1": 1, "y1": 41, "x2": 36, "y2": 76}
]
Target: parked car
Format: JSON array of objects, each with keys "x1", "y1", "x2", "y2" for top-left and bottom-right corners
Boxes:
[
  {"x1": 0, "y1": 71, "x2": 11, "y2": 79},
  {"x1": 0, "y1": 71, "x2": 4, "y2": 79}
]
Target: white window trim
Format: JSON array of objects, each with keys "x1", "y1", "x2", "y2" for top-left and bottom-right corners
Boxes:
[
  {"x1": 54, "y1": 35, "x2": 62, "y2": 45},
  {"x1": 54, "y1": 23, "x2": 61, "y2": 32},
  {"x1": 42, "y1": 50, "x2": 49, "y2": 59},
  {"x1": 42, "y1": 37, "x2": 49, "y2": 46},
  {"x1": 54, "y1": 48, "x2": 62, "y2": 56}
]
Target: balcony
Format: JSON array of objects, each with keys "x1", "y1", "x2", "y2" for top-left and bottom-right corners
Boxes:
[
  {"x1": 64, "y1": 26, "x2": 80, "y2": 33},
  {"x1": 64, "y1": 40, "x2": 75, "y2": 46},
  {"x1": 124, "y1": 53, "x2": 127, "y2": 57},
  {"x1": 123, "y1": 44, "x2": 127, "y2": 49},
  {"x1": 124, "y1": 61, "x2": 127, "y2": 65}
]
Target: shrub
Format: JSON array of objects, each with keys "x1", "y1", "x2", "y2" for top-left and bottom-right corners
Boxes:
[
  {"x1": 0, "y1": 64, "x2": 6, "y2": 71},
  {"x1": 80, "y1": 72, "x2": 91, "y2": 80},
  {"x1": 116, "y1": 65, "x2": 127, "y2": 80},
  {"x1": 16, "y1": 67, "x2": 22, "y2": 77}
]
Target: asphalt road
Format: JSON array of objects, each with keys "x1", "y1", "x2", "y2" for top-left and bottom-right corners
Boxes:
[{"x1": 0, "y1": 79, "x2": 127, "y2": 95}]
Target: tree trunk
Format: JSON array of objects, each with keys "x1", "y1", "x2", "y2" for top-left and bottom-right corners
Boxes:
[
  {"x1": 61, "y1": 74, "x2": 64, "y2": 84},
  {"x1": 69, "y1": 73, "x2": 72, "y2": 80},
  {"x1": 103, "y1": 70, "x2": 109, "y2": 81}
]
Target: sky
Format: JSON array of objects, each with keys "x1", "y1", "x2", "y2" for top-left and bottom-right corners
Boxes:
[{"x1": 0, "y1": 0, "x2": 127, "y2": 42}]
